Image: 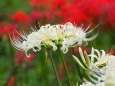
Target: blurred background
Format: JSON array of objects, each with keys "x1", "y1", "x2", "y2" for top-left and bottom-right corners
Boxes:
[{"x1": 0, "y1": 0, "x2": 115, "y2": 86}]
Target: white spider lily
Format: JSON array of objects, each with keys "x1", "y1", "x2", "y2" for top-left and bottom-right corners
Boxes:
[
  {"x1": 62, "y1": 22, "x2": 76, "y2": 38},
  {"x1": 73, "y1": 47, "x2": 106, "y2": 83},
  {"x1": 61, "y1": 37, "x2": 77, "y2": 53},
  {"x1": 75, "y1": 25, "x2": 98, "y2": 45},
  {"x1": 73, "y1": 47, "x2": 92, "y2": 70},
  {"x1": 73, "y1": 47, "x2": 111, "y2": 70},
  {"x1": 60, "y1": 22, "x2": 98, "y2": 53},
  {"x1": 80, "y1": 82, "x2": 105, "y2": 86},
  {"x1": 80, "y1": 82, "x2": 94, "y2": 86},
  {"x1": 10, "y1": 36, "x2": 25, "y2": 51},
  {"x1": 104, "y1": 56, "x2": 115, "y2": 85},
  {"x1": 22, "y1": 31, "x2": 42, "y2": 52},
  {"x1": 10, "y1": 30, "x2": 42, "y2": 57},
  {"x1": 80, "y1": 56, "x2": 115, "y2": 86},
  {"x1": 88, "y1": 48, "x2": 110, "y2": 67},
  {"x1": 74, "y1": 48, "x2": 115, "y2": 85},
  {"x1": 10, "y1": 22, "x2": 97, "y2": 57}
]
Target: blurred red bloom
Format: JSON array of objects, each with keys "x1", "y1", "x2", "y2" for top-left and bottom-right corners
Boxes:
[
  {"x1": 0, "y1": 27, "x2": 4, "y2": 37},
  {"x1": 44, "y1": 11, "x2": 55, "y2": 21},
  {"x1": 7, "y1": 76, "x2": 15, "y2": 86},
  {"x1": 30, "y1": 0, "x2": 41, "y2": 7},
  {"x1": 107, "y1": 4, "x2": 115, "y2": 28},
  {"x1": 30, "y1": 10, "x2": 43, "y2": 22},
  {"x1": 29, "y1": 0, "x2": 49, "y2": 8},
  {"x1": 109, "y1": 48, "x2": 115, "y2": 55},
  {"x1": 57, "y1": 62, "x2": 70, "y2": 79},
  {"x1": 27, "y1": 0, "x2": 115, "y2": 29},
  {"x1": 3, "y1": 24, "x2": 17, "y2": 35},
  {"x1": 15, "y1": 51, "x2": 25, "y2": 66},
  {"x1": 14, "y1": 51, "x2": 35, "y2": 66},
  {"x1": 25, "y1": 52, "x2": 35, "y2": 63},
  {"x1": 72, "y1": 0, "x2": 115, "y2": 29},
  {"x1": 51, "y1": 0, "x2": 67, "y2": 10},
  {"x1": 0, "y1": 23, "x2": 17, "y2": 38},
  {"x1": 61, "y1": 4, "x2": 91, "y2": 24},
  {"x1": 11, "y1": 11, "x2": 29, "y2": 23},
  {"x1": 71, "y1": 45, "x2": 90, "y2": 54},
  {"x1": 30, "y1": 10, "x2": 60, "y2": 24}
]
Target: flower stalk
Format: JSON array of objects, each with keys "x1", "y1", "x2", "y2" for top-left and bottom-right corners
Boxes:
[
  {"x1": 47, "y1": 50, "x2": 61, "y2": 86},
  {"x1": 58, "y1": 49, "x2": 71, "y2": 86}
]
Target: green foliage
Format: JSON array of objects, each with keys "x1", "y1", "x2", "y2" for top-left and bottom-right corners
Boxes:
[{"x1": 0, "y1": 0, "x2": 115, "y2": 85}]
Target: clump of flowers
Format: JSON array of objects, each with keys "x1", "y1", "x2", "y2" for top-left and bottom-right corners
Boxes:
[
  {"x1": 73, "y1": 47, "x2": 115, "y2": 86},
  {"x1": 10, "y1": 22, "x2": 97, "y2": 57}
]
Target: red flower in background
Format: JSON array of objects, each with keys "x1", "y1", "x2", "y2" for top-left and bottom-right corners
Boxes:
[
  {"x1": 0, "y1": 26, "x2": 4, "y2": 37},
  {"x1": 3, "y1": 24, "x2": 17, "y2": 35},
  {"x1": 51, "y1": 0, "x2": 67, "y2": 10},
  {"x1": 11, "y1": 11, "x2": 29, "y2": 23},
  {"x1": 71, "y1": 45, "x2": 90, "y2": 54},
  {"x1": 1, "y1": 0, "x2": 115, "y2": 34},
  {"x1": 30, "y1": 10, "x2": 61, "y2": 24},
  {"x1": 2, "y1": 0, "x2": 115, "y2": 30},
  {"x1": 29, "y1": 0, "x2": 49, "y2": 8},
  {"x1": 25, "y1": 52, "x2": 35, "y2": 63},
  {"x1": 15, "y1": 51, "x2": 25, "y2": 66},
  {"x1": 106, "y1": 1, "x2": 115, "y2": 28},
  {"x1": 60, "y1": 4, "x2": 91, "y2": 24},
  {"x1": 30, "y1": 0, "x2": 41, "y2": 7},
  {"x1": 14, "y1": 51, "x2": 35, "y2": 66},
  {"x1": 109, "y1": 48, "x2": 115, "y2": 55},
  {"x1": 57, "y1": 62, "x2": 71, "y2": 79},
  {"x1": 7, "y1": 76, "x2": 15, "y2": 86},
  {"x1": 72, "y1": 0, "x2": 115, "y2": 29},
  {"x1": 0, "y1": 23, "x2": 17, "y2": 38},
  {"x1": 30, "y1": 10, "x2": 43, "y2": 22}
]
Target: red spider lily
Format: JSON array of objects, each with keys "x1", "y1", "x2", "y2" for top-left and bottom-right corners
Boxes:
[
  {"x1": 7, "y1": 76, "x2": 15, "y2": 86},
  {"x1": 57, "y1": 62, "x2": 70, "y2": 79},
  {"x1": 106, "y1": 2, "x2": 115, "y2": 28},
  {"x1": 15, "y1": 51, "x2": 25, "y2": 66},
  {"x1": 0, "y1": 23, "x2": 17, "y2": 38},
  {"x1": 30, "y1": 0, "x2": 41, "y2": 7},
  {"x1": 0, "y1": 27, "x2": 4, "y2": 37},
  {"x1": 29, "y1": 0, "x2": 49, "y2": 8},
  {"x1": 10, "y1": 11, "x2": 29, "y2": 23},
  {"x1": 30, "y1": 10, "x2": 60, "y2": 24},
  {"x1": 60, "y1": 4, "x2": 91, "y2": 24},
  {"x1": 25, "y1": 52, "x2": 35, "y2": 63},
  {"x1": 72, "y1": 0, "x2": 115, "y2": 28},
  {"x1": 51, "y1": 0, "x2": 67, "y2": 10},
  {"x1": 3, "y1": 24, "x2": 17, "y2": 36},
  {"x1": 5, "y1": 0, "x2": 115, "y2": 30},
  {"x1": 83, "y1": 0, "x2": 103, "y2": 16},
  {"x1": 30, "y1": 10, "x2": 43, "y2": 22},
  {"x1": 14, "y1": 51, "x2": 35, "y2": 66},
  {"x1": 44, "y1": 11, "x2": 55, "y2": 21},
  {"x1": 109, "y1": 48, "x2": 115, "y2": 55},
  {"x1": 27, "y1": 0, "x2": 115, "y2": 28}
]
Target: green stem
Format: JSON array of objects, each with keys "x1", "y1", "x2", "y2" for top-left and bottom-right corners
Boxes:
[
  {"x1": 24, "y1": 63, "x2": 29, "y2": 86},
  {"x1": 47, "y1": 50, "x2": 61, "y2": 86},
  {"x1": 59, "y1": 49, "x2": 71, "y2": 86},
  {"x1": 71, "y1": 48, "x2": 82, "y2": 83}
]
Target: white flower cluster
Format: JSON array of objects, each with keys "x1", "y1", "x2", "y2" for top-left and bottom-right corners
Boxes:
[
  {"x1": 80, "y1": 82, "x2": 105, "y2": 86},
  {"x1": 105, "y1": 56, "x2": 115, "y2": 85},
  {"x1": 79, "y1": 48, "x2": 115, "y2": 86},
  {"x1": 10, "y1": 22, "x2": 97, "y2": 57},
  {"x1": 88, "y1": 48, "x2": 111, "y2": 68}
]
